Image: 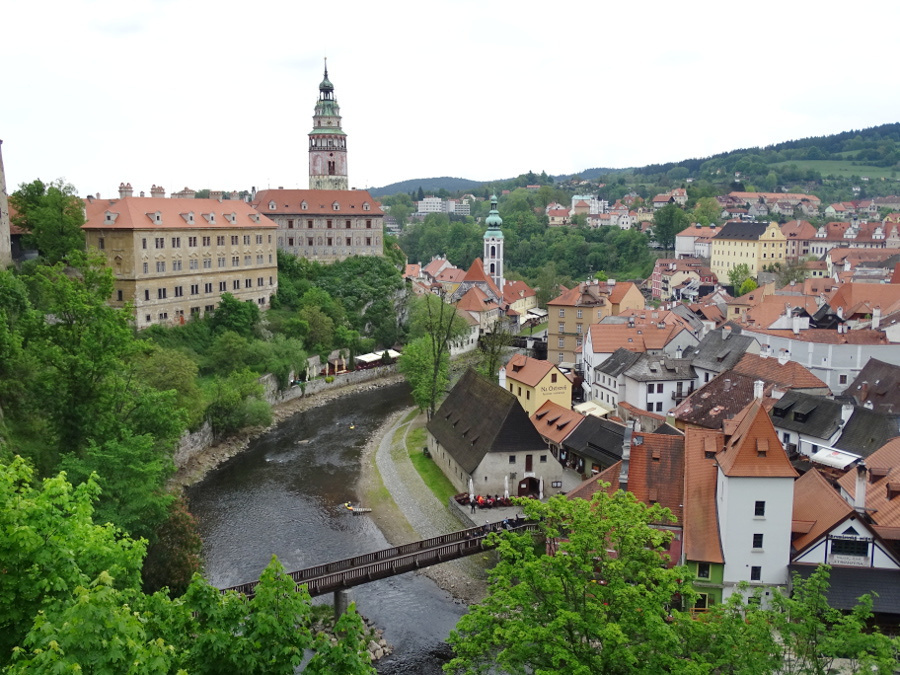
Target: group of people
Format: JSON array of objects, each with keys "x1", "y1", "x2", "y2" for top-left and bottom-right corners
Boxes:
[{"x1": 468, "y1": 494, "x2": 512, "y2": 512}]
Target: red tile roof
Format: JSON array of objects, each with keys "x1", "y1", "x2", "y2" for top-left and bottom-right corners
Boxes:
[
  {"x1": 252, "y1": 189, "x2": 382, "y2": 216},
  {"x1": 731, "y1": 353, "x2": 828, "y2": 390},
  {"x1": 791, "y1": 468, "x2": 855, "y2": 555},
  {"x1": 715, "y1": 401, "x2": 798, "y2": 478},
  {"x1": 683, "y1": 428, "x2": 725, "y2": 563},
  {"x1": 83, "y1": 196, "x2": 276, "y2": 230},
  {"x1": 530, "y1": 400, "x2": 585, "y2": 445},
  {"x1": 505, "y1": 354, "x2": 558, "y2": 387},
  {"x1": 456, "y1": 285, "x2": 499, "y2": 312},
  {"x1": 837, "y1": 437, "x2": 900, "y2": 528}
]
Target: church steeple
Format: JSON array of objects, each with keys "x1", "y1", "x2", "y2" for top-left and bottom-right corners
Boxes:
[
  {"x1": 309, "y1": 59, "x2": 348, "y2": 190},
  {"x1": 483, "y1": 194, "x2": 505, "y2": 293}
]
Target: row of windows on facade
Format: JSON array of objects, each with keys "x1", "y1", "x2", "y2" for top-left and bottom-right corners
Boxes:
[
  {"x1": 100, "y1": 234, "x2": 273, "y2": 251},
  {"x1": 125, "y1": 276, "x2": 274, "y2": 302},
  {"x1": 267, "y1": 201, "x2": 370, "y2": 212},
  {"x1": 145, "y1": 296, "x2": 267, "y2": 324},
  {"x1": 141, "y1": 254, "x2": 273, "y2": 274},
  {"x1": 285, "y1": 219, "x2": 373, "y2": 229},
  {"x1": 558, "y1": 308, "x2": 595, "y2": 319},
  {"x1": 558, "y1": 323, "x2": 585, "y2": 334},
  {"x1": 557, "y1": 336, "x2": 583, "y2": 348},
  {"x1": 280, "y1": 236, "x2": 377, "y2": 248}
]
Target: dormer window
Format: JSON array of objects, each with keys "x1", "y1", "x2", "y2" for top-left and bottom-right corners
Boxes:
[
  {"x1": 301, "y1": 201, "x2": 308, "y2": 210},
  {"x1": 268, "y1": 201, "x2": 276, "y2": 210},
  {"x1": 332, "y1": 202, "x2": 340, "y2": 211},
  {"x1": 227, "y1": 212, "x2": 237, "y2": 224},
  {"x1": 104, "y1": 211, "x2": 119, "y2": 224},
  {"x1": 202, "y1": 213, "x2": 216, "y2": 224},
  {"x1": 181, "y1": 211, "x2": 195, "y2": 224},
  {"x1": 154, "y1": 211, "x2": 162, "y2": 224},
  {"x1": 363, "y1": 202, "x2": 370, "y2": 211}
]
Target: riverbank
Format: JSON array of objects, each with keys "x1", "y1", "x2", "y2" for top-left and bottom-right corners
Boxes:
[{"x1": 168, "y1": 373, "x2": 407, "y2": 491}]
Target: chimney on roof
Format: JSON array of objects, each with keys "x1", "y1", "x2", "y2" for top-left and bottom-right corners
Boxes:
[
  {"x1": 854, "y1": 461, "x2": 867, "y2": 514},
  {"x1": 872, "y1": 305, "x2": 882, "y2": 330},
  {"x1": 210, "y1": 190, "x2": 224, "y2": 201},
  {"x1": 618, "y1": 421, "x2": 634, "y2": 492},
  {"x1": 778, "y1": 349, "x2": 790, "y2": 366},
  {"x1": 118, "y1": 182, "x2": 133, "y2": 198},
  {"x1": 753, "y1": 379, "x2": 764, "y2": 400},
  {"x1": 139, "y1": 191, "x2": 145, "y2": 197},
  {"x1": 724, "y1": 378, "x2": 731, "y2": 392},
  {"x1": 792, "y1": 314, "x2": 801, "y2": 336},
  {"x1": 676, "y1": 345, "x2": 683, "y2": 359},
  {"x1": 150, "y1": 184, "x2": 165, "y2": 199},
  {"x1": 722, "y1": 325, "x2": 732, "y2": 339},
  {"x1": 841, "y1": 403, "x2": 854, "y2": 425}
]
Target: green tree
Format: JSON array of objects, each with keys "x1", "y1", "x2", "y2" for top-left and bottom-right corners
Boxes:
[
  {"x1": 692, "y1": 197, "x2": 721, "y2": 226},
  {"x1": 772, "y1": 566, "x2": 899, "y2": 675},
  {"x1": 9, "y1": 179, "x2": 86, "y2": 263},
  {"x1": 208, "y1": 292, "x2": 260, "y2": 337},
  {"x1": 776, "y1": 259, "x2": 811, "y2": 287},
  {"x1": 204, "y1": 369, "x2": 271, "y2": 439},
  {"x1": 475, "y1": 318, "x2": 513, "y2": 380},
  {"x1": 652, "y1": 203, "x2": 690, "y2": 252},
  {"x1": 397, "y1": 336, "x2": 444, "y2": 415},
  {"x1": 446, "y1": 490, "x2": 696, "y2": 674},
  {"x1": 738, "y1": 278, "x2": 759, "y2": 296},
  {"x1": 727, "y1": 263, "x2": 753, "y2": 291},
  {"x1": 0, "y1": 457, "x2": 146, "y2": 665}
]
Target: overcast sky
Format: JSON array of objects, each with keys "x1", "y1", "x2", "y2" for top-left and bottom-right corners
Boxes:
[{"x1": 3, "y1": 0, "x2": 899, "y2": 199}]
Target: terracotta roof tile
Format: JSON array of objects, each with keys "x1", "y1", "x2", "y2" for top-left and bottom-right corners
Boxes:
[
  {"x1": 731, "y1": 353, "x2": 828, "y2": 390},
  {"x1": 683, "y1": 428, "x2": 725, "y2": 563},
  {"x1": 252, "y1": 189, "x2": 382, "y2": 216},
  {"x1": 791, "y1": 468, "x2": 855, "y2": 555},
  {"x1": 837, "y1": 437, "x2": 900, "y2": 528},
  {"x1": 505, "y1": 354, "x2": 558, "y2": 388},
  {"x1": 83, "y1": 196, "x2": 276, "y2": 230},
  {"x1": 715, "y1": 401, "x2": 798, "y2": 478},
  {"x1": 530, "y1": 400, "x2": 585, "y2": 445}
]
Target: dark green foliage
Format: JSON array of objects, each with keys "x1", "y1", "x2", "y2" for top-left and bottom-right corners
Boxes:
[
  {"x1": 203, "y1": 369, "x2": 272, "y2": 438},
  {"x1": 208, "y1": 292, "x2": 260, "y2": 337},
  {"x1": 9, "y1": 179, "x2": 86, "y2": 264},
  {"x1": 142, "y1": 496, "x2": 203, "y2": 597}
]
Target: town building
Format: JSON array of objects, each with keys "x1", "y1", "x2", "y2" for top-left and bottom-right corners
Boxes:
[
  {"x1": 253, "y1": 189, "x2": 383, "y2": 263},
  {"x1": 547, "y1": 279, "x2": 644, "y2": 367},
  {"x1": 710, "y1": 221, "x2": 786, "y2": 280},
  {"x1": 82, "y1": 187, "x2": 278, "y2": 329},
  {"x1": 500, "y1": 354, "x2": 571, "y2": 416},
  {"x1": 427, "y1": 369, "x2": 562, "y2": 499}
]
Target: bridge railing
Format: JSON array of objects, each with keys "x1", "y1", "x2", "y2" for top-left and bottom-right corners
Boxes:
[{"x1": 222, "y1": 522, "x2": 539, "y2": 598}]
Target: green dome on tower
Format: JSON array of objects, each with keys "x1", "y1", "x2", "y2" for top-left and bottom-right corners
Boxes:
[{"x1": 484, "y1": 194, "x2": 503, "y2": 238}]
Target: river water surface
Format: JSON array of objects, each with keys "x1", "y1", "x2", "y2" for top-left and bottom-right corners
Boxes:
[{"x1": 187, "y1": 382, "x2": 467, "y2": 673}]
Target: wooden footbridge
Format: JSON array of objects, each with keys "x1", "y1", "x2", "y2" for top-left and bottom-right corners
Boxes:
[{"x1": 222, "y1": 521, "x2": 538, "y2": 599}]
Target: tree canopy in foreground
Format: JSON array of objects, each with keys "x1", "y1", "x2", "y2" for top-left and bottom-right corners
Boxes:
[
  {"x1": 445, "y1": 490, "x2": 899, "y2": 675},
  {"x1": 0, "y1": 457, "x2": 375, "y2": 674}
]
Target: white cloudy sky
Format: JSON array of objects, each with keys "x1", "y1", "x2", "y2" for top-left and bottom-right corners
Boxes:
[{"x1": 3, "y1": 0, "x2": 899, "y2": 198}]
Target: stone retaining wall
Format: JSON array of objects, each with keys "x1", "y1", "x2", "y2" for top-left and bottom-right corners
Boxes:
[{"x1": 174, "y1": 365, "x2": 399, "y2": 469}]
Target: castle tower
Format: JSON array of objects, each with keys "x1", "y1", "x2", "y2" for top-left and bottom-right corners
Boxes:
[
  {"x1": 0, "y1": 140, "x2": 11, "y2": 268},
  {"x1": 308, "y1": 59, "x2": 348, "y2": 190},
  {"x1": 483, "y1": 194, "x2": 504, "y2": 292}
]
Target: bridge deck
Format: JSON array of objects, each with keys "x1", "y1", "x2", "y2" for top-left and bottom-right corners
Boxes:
[{"x1": 222, "y1": 521, "x2": 537, "y2": 598}]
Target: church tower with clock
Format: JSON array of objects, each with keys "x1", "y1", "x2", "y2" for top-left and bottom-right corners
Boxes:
[{"x1": 309, "y1": 60, "x2": 349, "y2": 190}]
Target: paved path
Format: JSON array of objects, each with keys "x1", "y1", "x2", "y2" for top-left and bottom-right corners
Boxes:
[{"x1": 373, "y1": 409, "x2": 489, "y2": 597}]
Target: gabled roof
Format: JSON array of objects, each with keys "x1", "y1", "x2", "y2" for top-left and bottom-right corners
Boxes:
[
  {"x1": 683, "y1": 428, "x2": 725, "y2": 563},
  {"x1": 837, "y1": 437, "x2": 900, "y2": 528},
  {"x1": 624, "y1": 354, "x2": 696, "y2": 382},
  {"x1": 504, "y1": 354, "x2": 559, "y2": 388},
  {"x1": 791, "y1": 468, "x2": 856, "y2": 555},
  {"x1": 561, "y1": 416, "x2": 626, "y2": 466},
  {"x1": 845, "y1": 358, "x2": 900, "y2": 413},
  {"x1": 567, "y1": 431, "x2": 686, "y2": 524},
  {"x1": 828, "y1": 283, "x2": 900, "y2": 318},
  {"x1": 731, "y1": 353, "x2": 828, "y2": 391},
  {"x1": 502, "y1": 279, "x2": 536, "y2": 304},
  {"x1": 422, "y1": 256, "x2": 453, "y2": 278},
  {"x1": 833, "y1": 408, "x2": 900, "y2": 458},
  {"x1": 530, "y1": 400, "x2": 585, "y2": 445},
  {"x1": 769, "y1": 391, "x2": 844, "y2": 441},
  {"x1": 715, "y1": 401, "x2": 798, "y2": 478},
  {"x1": 689, "y1": 327, "x2": 758, "y2": 374},
  {"x1": 712, "y1": 221, "x2": 770, "y2": 241},
  {"x1": 427, "y1": 369, "x2": 547, "y2": 475},
  {"x1": 436, "y1": 268, "x2": 465, "y2": 283},
  {"x1": 585, "y1": 323, "x2": 690, "y2": 355},
  {"x1": 780, "y1": 219, "x2": 817, "y2": 240},
  {"x1": 674, "y1": 372, "x2": 775, "y2": 430},
  {"x1": 595, "y1": 348, "x2": 642, "y2": 377},
  {"x1": 455, "y1": 285, "x2": 499, "y2": 313}
]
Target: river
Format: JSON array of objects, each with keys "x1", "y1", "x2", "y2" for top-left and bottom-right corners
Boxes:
[{"x1": 187, "y1": 381, "x2": 467, "y2": 673}]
